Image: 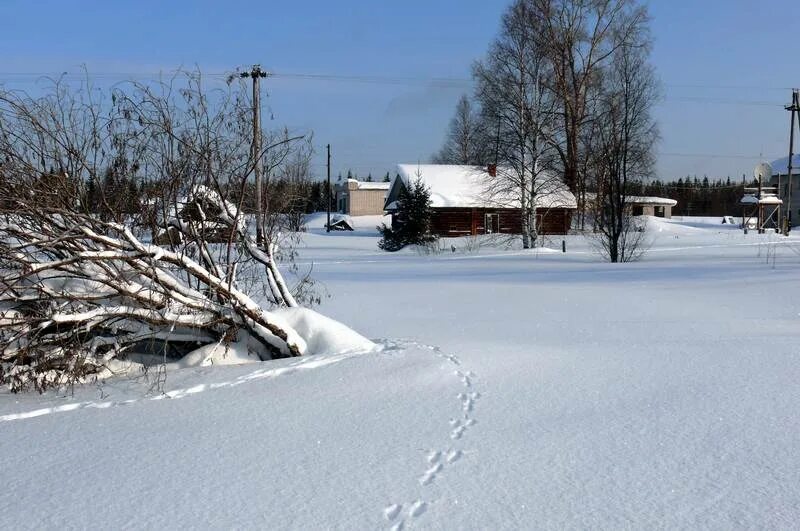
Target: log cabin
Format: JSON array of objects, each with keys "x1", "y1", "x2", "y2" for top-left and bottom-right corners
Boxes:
[{"x1": 384, "y1": 164, "x2": 577, "y2": 237}]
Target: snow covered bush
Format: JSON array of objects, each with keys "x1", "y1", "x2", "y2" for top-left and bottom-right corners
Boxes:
[{"x1": 0, "y1": 72, "x2": 342, "y2": 393}]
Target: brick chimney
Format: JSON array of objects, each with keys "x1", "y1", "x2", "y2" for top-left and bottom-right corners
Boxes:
[{"x1": 487, "y1": 164, "x2": 497, "y2": 177}]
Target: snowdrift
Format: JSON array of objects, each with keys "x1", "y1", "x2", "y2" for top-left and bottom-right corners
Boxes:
[
  {"x1": 128, "y1": 308, "x2": 376, "y2": 373},
  {"x1": 274, "y1": 307, "x2": 376, "y2": 356}
]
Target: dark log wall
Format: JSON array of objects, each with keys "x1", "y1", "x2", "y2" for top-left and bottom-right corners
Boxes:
[
  {"x1": 431, "y1": 209, "x2": 476, "y2": 236},
  {"x1": 536, "y1": 209, "x2": 573, "y2": 236},
  {"x1": 428, "y1": 208, "x2": 572, "y2": 237}
]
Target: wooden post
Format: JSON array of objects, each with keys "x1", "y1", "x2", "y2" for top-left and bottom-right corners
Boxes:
[
  {"x1": 240, "y1": 65, "x2": 269, "y2": 245},
  {"x1": 326, "y1": 144, "x2": 331, "y2": 233},
  {"x1": 785, "y1": 89, "x2": 798, "y2": 234}
]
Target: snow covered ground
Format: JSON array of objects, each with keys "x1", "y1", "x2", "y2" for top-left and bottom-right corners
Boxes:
[{"x1": 3, "y1": 216, "x2": 800, "y2": 529}]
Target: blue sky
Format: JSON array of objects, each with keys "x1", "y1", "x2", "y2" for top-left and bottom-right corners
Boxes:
[{"x1": 0, "y1": 0, "x2": 798, "y2": 181}]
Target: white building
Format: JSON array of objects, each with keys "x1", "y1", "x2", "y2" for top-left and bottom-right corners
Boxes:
[{"x1": 335, "y1": 179, "x2": 390, "y2": 216}]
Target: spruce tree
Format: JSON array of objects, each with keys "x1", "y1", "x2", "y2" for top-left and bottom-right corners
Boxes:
[{"x1": 378, "y1": 177, "x2": 435, "y2": 251}]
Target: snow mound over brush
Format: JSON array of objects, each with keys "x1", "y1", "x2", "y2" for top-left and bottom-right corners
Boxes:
[
  {"x1": 174, "y1": 338, "x2": 260, "y2": 368},
  {"x1": 117, "y1": 309, "x2": 375, "y2": 374},
  {"x1": 273, "y1": 307, "x2": 376, "y2": 355}
]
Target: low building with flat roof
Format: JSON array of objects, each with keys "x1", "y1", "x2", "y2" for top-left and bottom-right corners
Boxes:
[{"x1": 335, "y1": 179, "x2": 390, "y2": 216}]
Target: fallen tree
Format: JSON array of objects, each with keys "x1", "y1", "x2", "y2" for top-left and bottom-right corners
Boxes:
[{"x1": 0, "y1": 72, "x2": 333, "y2": 392}]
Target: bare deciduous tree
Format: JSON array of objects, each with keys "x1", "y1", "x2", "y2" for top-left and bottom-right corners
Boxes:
[
  {"x1": 590, "y1": 16, "x2": 659, "y2": 262},
  {"x1": 433, "y1": 94, "x2": 488, "y2": 165},
  {"x1": 531, "y1": 0, "x2": 650, "y2": 229},
  {"x1": 0, "y1": 72, "x2": 318, "y2": 392}
]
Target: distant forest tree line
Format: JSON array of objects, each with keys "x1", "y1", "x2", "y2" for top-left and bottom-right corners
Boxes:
[
  {"x1": 632, "y1": 176, "x2": 758, "y2": 217},
  {"x1": 5, "y1": 158, "x2": 754, "y2": 226},
  {"x1": 2, "y1": 165, "x2": 400, "y2": 226}
]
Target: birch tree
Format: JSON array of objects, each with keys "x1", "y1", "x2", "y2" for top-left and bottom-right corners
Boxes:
[
  {"x1": 433, "y1": 94, "x2": 488, "y2": 165},
  {"x1": 473, "y1": 0, "x2": 557, "y2": 248}
]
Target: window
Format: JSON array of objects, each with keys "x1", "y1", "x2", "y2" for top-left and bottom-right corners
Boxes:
[
  {"x1": 484, "y1": 213, "x2": 499, "y2": 234},
  {"x1": 632, "y1": 205, "x2": 644, "y2": 216},
  {"x1": 654, "y1": 206, "x2": 665, "y2": 218}
]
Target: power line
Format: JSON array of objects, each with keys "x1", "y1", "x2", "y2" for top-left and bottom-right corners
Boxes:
[
  {"x1": 272, "y1": 72, "x2": 471, "y2": 88},
  {"x1": 0, "y1": 70, "x2": 471, "y2": 87},
  {"x1": 664, "y1": 96, "x2": 785, "y2": 108},
  {"x1": 0, "y1": 72, "x2": 789, "y2": 109},
  {"x1": 658, "y1": 151, "x2": 763, "y2": 160},
  {"x1": 663, "y1": 83, "x2": 793, "y2": 91},
  {"x1": 0, "y1": 69, "x2": 794, "y2": 92}
]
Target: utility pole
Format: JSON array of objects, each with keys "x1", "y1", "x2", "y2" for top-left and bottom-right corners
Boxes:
[
  {"x1": 241, "y1": 65, "x2": 269, "y2": 245},
  {"x1": 326, "y1": 144, "x2": 332, "y2": 233},
  {"x1": 785, "y1": 89, "x2": 799, "y2": 235}
]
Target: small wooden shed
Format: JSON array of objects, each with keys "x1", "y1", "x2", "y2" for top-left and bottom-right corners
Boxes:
[{"x1": 626, "y1": 196, "x2": 678, "y2": 218}]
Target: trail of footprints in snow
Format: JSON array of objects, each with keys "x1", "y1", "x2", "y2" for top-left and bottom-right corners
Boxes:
[{"x1": 383, "y1": 342, "x2": 480, "y2": 529}]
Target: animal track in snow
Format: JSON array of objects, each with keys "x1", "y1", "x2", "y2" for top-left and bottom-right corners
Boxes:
[
  {"x1": 419, "y1": 461, "x2": 443, "y2": 485},
  {"x1": 384, "y1": 498, "x2": 427, "y2": 531},
  {"x1": 381, "y1": 341, "x2": 480, "y2": 529},
  {"x1": 449, "y1": 417, "x2": 475, "y2": 439},
  {"x1": 446, "y1": 449, "x2": 462, "y2": 463},
  {"x1": 408, "y1": 500, "x2": 427, "y2": 518},
  {"x1": 455, "y1": 370, "x2": 476, "y2": 387},
  {"x1": 384, "y1": 504, "x2": 402, "y2": 521},
  {"x1": 0, "y1": 351, "x2": 368, "y2": 424},
  {"x1": 457, "y1": 389, "x2": 481, "y2": 413},
  {"x1": 441, "y1": 353, "x2": 460, "y2": 365}
]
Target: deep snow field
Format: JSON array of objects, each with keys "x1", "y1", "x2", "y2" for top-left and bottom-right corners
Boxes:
[{"x1": 3, "y1": 216, "x2": 800, "y2": 529}]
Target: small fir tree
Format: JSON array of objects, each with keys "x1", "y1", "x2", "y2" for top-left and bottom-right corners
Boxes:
[{"x1": 378, "y1": 177, "x2": 436, "y2": 251}]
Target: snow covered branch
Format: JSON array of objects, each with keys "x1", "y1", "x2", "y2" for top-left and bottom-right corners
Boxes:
[{"x1": 0, "y1": 72, "x2": 321, "y2": 393}]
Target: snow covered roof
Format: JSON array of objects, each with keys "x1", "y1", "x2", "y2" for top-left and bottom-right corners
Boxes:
[
  {"x1": 326, "y1": 213, "x2": 354, "y2": 231},
  {"x1": 771, "y1": 155, "x2": 800, "y2": 176},
  {"x1": 584, "y1": 193, "x2": 677, "y2": 207},
  {"x1": 158, "y1": 185, "x2": 246, "y2": 232},
  {"x1": 759, "y1": 196, "x2": 783, "y2": 205},
  {"x1": 740, "y1": 195, "x2": 758, "y2": 205},
  {"x1": 346, "y1": 179, "x2": 391, "y2": 191},
  {"x1": 390, "y1": 164, "x2": 577, "y2": 210},
  {"x1": 626, "y1": 196, "x2": 678, "y2": 207},
  {"x1": 740, "y1": 194, "x2": 782, "y2": 205}
]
